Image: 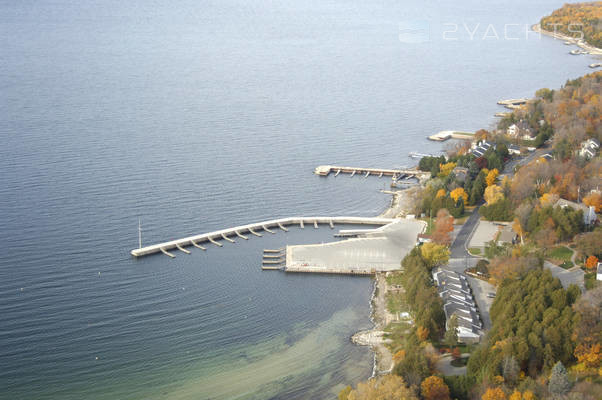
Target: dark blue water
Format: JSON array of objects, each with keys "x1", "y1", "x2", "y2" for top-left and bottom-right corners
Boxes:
[{"x1": 0, "y1": 0, "x2": 595, "y2": 399}]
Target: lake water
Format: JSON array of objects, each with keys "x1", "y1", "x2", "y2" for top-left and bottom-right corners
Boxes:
[{"x1": 0, "y1": 0, "x2": 595, "y2": 399}]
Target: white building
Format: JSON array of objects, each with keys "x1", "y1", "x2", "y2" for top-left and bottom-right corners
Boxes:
[{"x1": 579, "y1": 138, "x2": 600, "y2": 159}]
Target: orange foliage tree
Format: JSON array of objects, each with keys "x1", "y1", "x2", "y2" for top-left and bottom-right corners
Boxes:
[
  {"x1": 450, "y1": 187, "x2": 468, "y2": 204},
  {"x1": 482, "y1": 387, "x2": 506, "y2": 400},
  {"x1": 486, "y1": 168, "x2": 499, "y2": 187},
  {"x1": 420, "y1": 376, "x2": 451, "y2": 400},
  {"x1": 583, "y1": 191, "x2": 602, "y2": 212},
  {"x1": 431, "y1": 209, "x2": 454, "y2": 245},
  {"x1": 585, "y1": 255, "x2": 598, "y2": 270}
]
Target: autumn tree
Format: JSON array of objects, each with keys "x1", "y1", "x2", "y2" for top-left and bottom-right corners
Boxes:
[
  {"x1": 585, "y1": 255, "x2": 599, "y2": 270},
  {"x1": 438, "y1": 162, "x2": 457, "y2": 178},
  {"x1": 484, "y1": 185, "x2": 504, "y2": 205},
  {"x1": 583, "y1": 191, "x2": 602, "y2": 212},
  {"x1": 572, "y1": 286, "x2": 602, "y2": 372},
  {"x1": 344, "y1": 375, "x2": 418, "y2": 400},
  {"x1": 431, "y1": 209, "x2": 454, "y2": 245},
  {"x1": 444, "y1": 315, "x2": 458, "y2": 347},
  {"x1": 421, "y1": 376, "x2": 451, "y2": 400},
  {"x1": 450, "y1": 187, "x2": 468, "y2": 205},
  {"x1": 486, "y1": 168, "x2": 499, "y2": 186},
  {"x1": 482, "y1": 387, "x2": 506, "y2": 400},
  {"x1": 420, "y1": 242, "x2": 450, "y2": 269},
  {"x1": 436, "y1": 189, "x2": 446, "y2": 198}
]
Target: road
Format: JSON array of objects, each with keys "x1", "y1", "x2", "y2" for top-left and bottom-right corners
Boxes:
[{"x1": 449, "y1": 205, "x2": 481, "y2": 258}]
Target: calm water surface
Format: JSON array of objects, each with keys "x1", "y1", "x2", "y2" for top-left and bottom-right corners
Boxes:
[{"x1": 0, "y1": 0, "x2": 595, "y2": 398}]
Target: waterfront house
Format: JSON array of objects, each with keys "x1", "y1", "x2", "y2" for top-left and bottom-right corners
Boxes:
[
  {"x1": 452, "y1": 166, "x2": 468, "y2": 182},
  {"x1": 578, "y1": 138, "x2": 600, "y2": 159},
  {"x1": 554, "y1": 198, "x2": 598, "y2": 226},
  {"x1": 471, "y1": 140, "x2": 494, "y2": 158},
  {"x1": 432, "y1": 268, "x2": 482, "y2": 344},
  {"x1": 506, "y1": 120, "x2": 534, "y2": 140},
  {"x1": 597, "y1": 263, "x2": 602, "y2": 281}
]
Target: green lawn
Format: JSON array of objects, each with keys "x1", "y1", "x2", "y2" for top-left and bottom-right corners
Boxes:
[
  {"x1": 585, "y1": 272, "x2": 600, "y2": 290},
  {"x1": 548, "y1": 246, "x2": 574, "y2": 262}
]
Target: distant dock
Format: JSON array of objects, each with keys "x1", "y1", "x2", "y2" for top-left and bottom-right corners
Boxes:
[
  {"x1": 313, "y1": 165, "x2": 430, "y2": 180},
  {"x1": 130, "y1": 216, "x2": 394, "y2": 258},
  {"x1": 427, "y1": 130, "x2": 475, "y2": 141},
  {"x1": 497, "y1": 98, "x2": 528, "y2": 110}
]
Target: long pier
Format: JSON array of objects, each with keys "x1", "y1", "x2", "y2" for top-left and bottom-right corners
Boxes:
[
  {"x1": 131, "y1": 217, "x2": 394, "y2": 258},
  {"x1": 314, "y1": 165, "x2": 430, "y2": 180}
]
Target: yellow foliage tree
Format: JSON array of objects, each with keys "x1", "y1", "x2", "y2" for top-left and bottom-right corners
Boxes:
[
  {"x1": 574, "y1": 342, "x2": 601, "y2": 370},
  {"x1": 484, "y1": 185, "x2": 504, "y2": 205},
  {"x1": 509, "y1": 391, "x2": 521, "y2": 400},
  {"x1": 522, "y1": 390, "x2": 536, "y2": 400},
  {"x1": 583, "y1": 191, "x2": 602, "y2": 212},
  {"x1": 420, "y1": 376, "x2": 450, "y2": 400},
  {"x1": 345, "y1": 375, "x2": 418, "y2": 400},
  {"x1": 417, "y1": 326, "x2": 430, "y2": 342},
  {"x1": 420, "y1": 242, "x2": 450, "y2": 268},
  {"x1": 486, "y1": 168, "x2": 499, "y2": 186},
  {"x1": 393, "y1": 349, "x2": 406, "y2": 362},
  {"x1": 436, "y1": 189, "x2": 447, "y2": 198},
  {"x1": 438, "y1": 162, "x2": 456, "y2": 178},
  {"x1": 512, "y1": 218, "x2": 524, "y2": 244},
  {"x1": 450, "y1": 187, "x2": 468, "y2": 204},
  {"x1": 540, "y1": 193, "x2": 559, "y2": 207},
  {"x1": 482, "y1": 387, "x2": 507, "y2": 400}
]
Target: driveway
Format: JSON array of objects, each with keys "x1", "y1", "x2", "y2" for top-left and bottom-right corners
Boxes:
[
  {"x1": 467, "y1": 276, "x2": 495, "y2": 330},
  {"x1": 543, "y1": 261, "x2": 585, "y2": 292},
  {"x1": 436, "y1": 354, "x2": 468, "y2": 376}
]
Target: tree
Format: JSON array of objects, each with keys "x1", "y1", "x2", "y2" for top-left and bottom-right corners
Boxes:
[
  {"x1": 421, "y1": 376, "x2": 451, "y2": 400},
  {"x1": 548, "y1": 362, "x2": 571, "y2": 396},
  {"x1": 583, "y1": 191, "x2": 602, "y2": 212},
  {"x1": 451, "y1": 347, "x2": 461, "y2": 360},
  {"x1": 436, "y1": 189, "x2": 447, "y2": 198},
  {"x1": 484, "y1": 185, "x2": 504, "y2": 205},
  {"x1": 439, "y1": 162, "x2": 457, "y2": 178},
  {"x1": 431, "y1": 209, "x2": 454, "y2": 245},
  {"x1": 339, "y1": 386, "x2": 352, "y2": 400},
  {"x1": 345, "y1": 375, "x2": 418, "y2": 400},
  {"x1": 450, "y1": 187, "x2": 468, "y2": 205},
  {"x1": 585, "y1": 255, "x2": 599, "y2": 270},
  {"x1": 417, "y1": 326, "x2": 430, "y2": 341},
  {"x1": 502, "y1": 356, "x2": 520, "y2": 386},
  {"x1": 486, "y1": 169, "x2": 499, "y2": 186},
  {"x1": 482, "y1": 387, "x2": 506, "y2": 400},
  {"x1": 444, "y1": 315, "x2": 458, "y2": 347},
  {"x1": 470, "y1": 171, "x2": 487, "y2": 204},
  {"x1": 421, "y1": 242, "x2": 450, "y2": 268},
  {"x1": 512, "y1": 218, "x2": 524, "y2": 244}
]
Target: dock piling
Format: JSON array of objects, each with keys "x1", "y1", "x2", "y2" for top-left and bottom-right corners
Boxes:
[
  {"x1": 300, "y1": 220, "x2": 304, "y2": 228},
  {"x1": 221, "y1": 233, "x2": 235, "y2": 243},
  {"x1": 314, "y1": 220, "x2": 318, "y2": 229},
  {"x1": 350, "y1": 170, "x2": 356, "y2": 177},
  {"x1": 329, "y1": 220, "x2": 334, "y2": 229},
  {"x1": 235, "y1": 230, "x2": 248, "y2": 240},
  {"x1": 277, "y1": 223, "x2": 289, "y2": 232}
]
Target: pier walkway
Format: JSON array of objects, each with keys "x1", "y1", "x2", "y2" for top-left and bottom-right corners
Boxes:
[
  {"x1": 131, "y1": 216, "x2": 394, "y2": 258},
  {"x1": 314, "y1": 165, "x2": 430, "y2": 180}
]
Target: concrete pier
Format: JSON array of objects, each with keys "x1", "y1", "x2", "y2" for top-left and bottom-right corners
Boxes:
[
  {"x1": 176, "y1": 243, "x2": 190, "y2": 254},
  {"x1": 314, "y1": 165, "x2": 430, "y2": 180},
  {"x1": 221, "y1": 233, "x2": 235, "y2": 243},
  {"x1": 130, "y1": 217, "x2": 395, "y2": 258}
]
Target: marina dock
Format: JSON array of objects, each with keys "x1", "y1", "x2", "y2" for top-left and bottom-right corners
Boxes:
[
  {"x1": 131, "y1": 216, "x2": 395, "y2": 258},
  {"x1": 427, "y1": 130, "x2": 475, "y2": 141},
  {"x1": 497, "y1": 98, "x2": 528, "y2": 110},
  {"x1": 313, "y1": 165, "x2": 430, "y2": 180}
]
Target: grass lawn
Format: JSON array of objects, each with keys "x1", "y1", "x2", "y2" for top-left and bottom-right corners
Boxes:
[
  {"x1": 386, "y1": 292, "x2": 407, "y2": 315},
  {"x1": 385, "y1": 271, "x2": 404, "y2": 286},
  {"x1": 468, "y1": 247, "x2": 481, "y2": 256},
  {"x1": 559, "y1": 261, "x2": 574, "y2": 269},
  {"x1": 548, "y1": 246, "x2": 574, "y2": 262},
  {"x1": 383, "y1": 321, "x2": 412, "y2": 351},
  {"x1": 585, "y1": 272, "x2": 600, "y2": 290}
]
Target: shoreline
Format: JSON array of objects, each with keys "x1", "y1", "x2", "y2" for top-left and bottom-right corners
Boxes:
[
  {"x1": 352, "y1": 186, "x2": 422, "y2": 375},
  {"x1": 532, "y1": 24, "x2": 602, "y2": 57}
]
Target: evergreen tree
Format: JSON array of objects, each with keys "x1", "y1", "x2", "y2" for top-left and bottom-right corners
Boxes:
[
  {"x1": 444, "y1": 315, "x2": 458, "y2": 348},
  {"x1": 548, "y1": 361, "x2": 571, "y2": 396}
]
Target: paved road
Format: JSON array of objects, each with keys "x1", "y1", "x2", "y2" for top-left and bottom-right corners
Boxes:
[
  {"x1": 450, "y1": 205, "x2": 481, "y2": 258},
  {"x1": 467, "y1": 276, "x2": 495, "y2": 330}
]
